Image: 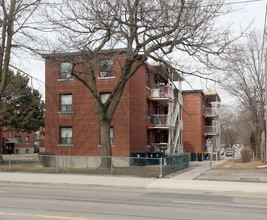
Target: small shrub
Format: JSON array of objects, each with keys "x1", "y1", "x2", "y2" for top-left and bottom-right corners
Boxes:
[
  {"x1": 38, "y1": 152, "x2": 55, "y2": 167},
  {"x1": 241, "y1": 147, "x2": 254, "y2": 163}
]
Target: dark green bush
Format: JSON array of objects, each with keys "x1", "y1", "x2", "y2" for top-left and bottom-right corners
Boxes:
[{"x1": 241, "y1": 147, "x2": 254, "y2": 163}]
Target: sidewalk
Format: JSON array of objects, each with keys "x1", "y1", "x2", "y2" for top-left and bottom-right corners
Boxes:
[{"x1": 1, "y1": 159, "x2": 267, "y2": 196}]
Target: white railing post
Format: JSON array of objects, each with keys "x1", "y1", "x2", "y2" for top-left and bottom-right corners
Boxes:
[{"x1": 159, "y1": 157, "x2": 163, "y2": 178}]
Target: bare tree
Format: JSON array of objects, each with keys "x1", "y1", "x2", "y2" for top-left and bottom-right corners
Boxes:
[
  {"x1": 43, "y1": 0, "x2": 241, "y2": 165},
  {"x1": 220, "y1": 106, "x2": 253, "y2": 148},
  {"x1": 221, "y1": 31, "x2": 265, "y2": 158},
  {"x1": 0, "y1": 0, "x2": 41, "y2": 98},
  {"x1": 220, "y1": 106, "x2": 237, "y2": 147}
]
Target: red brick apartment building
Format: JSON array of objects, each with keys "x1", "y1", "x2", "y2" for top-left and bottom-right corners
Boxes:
[
  {"x1": 44, "y1": 49, "x2": 183, "y2": 157},
  {"x1": 0, "y1": 129, "x2": 35, "y2": 154},
  {"x1": 182, "y1": 90, "x2": 221, "y2": 156}
]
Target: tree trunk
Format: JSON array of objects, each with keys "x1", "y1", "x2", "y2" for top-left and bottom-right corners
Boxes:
[{"x1": 99, "y1": 118, "x2": 112, "y2": 168}]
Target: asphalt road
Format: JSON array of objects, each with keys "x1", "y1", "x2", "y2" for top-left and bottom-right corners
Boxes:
[{"x1": 0, "y1": 184, "x2": 267, "y2": 220}]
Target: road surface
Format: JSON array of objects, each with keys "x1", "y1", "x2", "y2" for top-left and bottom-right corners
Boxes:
[{"x1": 0, "y1": 183, "x2": 267, "y2": 219}]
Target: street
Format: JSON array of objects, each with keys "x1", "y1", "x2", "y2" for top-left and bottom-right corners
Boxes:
[{"x1": 0, "y1": 184, "x2": 267, "y2": 219}]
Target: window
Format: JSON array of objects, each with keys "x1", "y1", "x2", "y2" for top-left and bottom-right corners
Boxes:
[
  {"x1": 100, "y1": 92, "x2": 111, "y2": 104},
  {"x1": 100, "y1": 59, "x2": 113, "y2": 77},
  {"x1": 60, "y1": 62, "x2": 72, "y2": 79},
  {"x1": 15, "y1": 149, "x2": 20, "y2": 154},
  {"x1": 26, "y1": 149, "x2": 29, "y2": 154},
  {"x1": 15, "y1": 136, "x2": 21, "y2": 144},
  {"x1": 25, "y1": 136, "x2": 29, "y2": 144},
  {"x1": 60, "y1": 127, "x2": 72, "y2": 144},
  {"x1": 60, "y1": 94, "x2": 72, "y2": 112},
  {"x1": 110, "y1": 127, "x2": 114, "y2": 145},
  {"x1": 99, "y1": 126, "x2": 114, "y2": 146}
]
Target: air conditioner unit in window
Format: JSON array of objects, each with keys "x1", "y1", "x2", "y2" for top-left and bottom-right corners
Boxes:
[{"x1": 100, "y1": 72, "x2": 107, "y2": 77}]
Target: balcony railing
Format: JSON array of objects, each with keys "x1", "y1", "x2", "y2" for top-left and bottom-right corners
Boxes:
[
  {"x1": 205, "y1": 126, "x2": 219, "y2": 134},
  {"x1": 152, "y1": 142, "x2": 168, "y2": 150},
  {"x1": 179, "y1": 120, "x2": 183, "y2": 130},
  {"x1": 178, "y1": 93, "x2": 183, "y2": 105},
  {"x1": 151, "y1": 114, "x2": 169, "y2": 127},
  {"x1": 151, "y1": 85, "x2": 174, "y2": 100},
  {"x1": 204, "y1": 107, "x2": 218, "y2": 117}
]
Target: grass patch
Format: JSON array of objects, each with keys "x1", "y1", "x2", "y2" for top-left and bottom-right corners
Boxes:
[
  {"x1": 0, "y1": 162, "x2": 161, "y2": 177},
  {"x1": 215, "y1": 159, "x2": 267, "y2": 169}
]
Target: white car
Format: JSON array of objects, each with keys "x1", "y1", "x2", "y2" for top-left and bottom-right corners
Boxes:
[{"x1": 225, "y1": 148, "x2": 235, "y2": 156}]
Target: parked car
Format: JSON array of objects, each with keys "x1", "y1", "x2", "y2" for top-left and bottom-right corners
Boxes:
[
  {"x1": 219, "y1": 148, "x2": 225, "y2": 156},
  {"x1": 225, "y1": 148, "x2": 235, "y2": 156}
]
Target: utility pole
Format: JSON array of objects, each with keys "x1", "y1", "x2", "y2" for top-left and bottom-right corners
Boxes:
[
  {"x1": 263, "y1": 4, "x2": 267, "y2": 163},
  {"x1": 265, "y1": 52, "x2": 267, "y2": 163}
]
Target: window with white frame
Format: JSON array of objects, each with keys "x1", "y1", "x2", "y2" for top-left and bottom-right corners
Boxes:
[
  {"x1": 25, "y1": 136, "x2": 29, "y2": 144},
  {"x1": 60, "y1": 94, "x2": 72, "y2": 112},
  {"x1": 60, "y1": 127, "x2": 72, "y2": 144},
  {"x1": 110, "y1": 127, "x2": 114, "y2": 145},
  {"x1": 100, "y1": 59, "x2": 113, "y2": 77},
  {"x1": 99, "y1": 126, "x2": 114, "y2": 146},
  {"x1": 60, "y1": 62, "x2": 72, "y2": 79},
  {"x1": 100, "y1": 92, "x2": 110, "y2": 104}
]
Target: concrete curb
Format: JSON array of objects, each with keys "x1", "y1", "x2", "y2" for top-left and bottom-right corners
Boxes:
[{"x1": 1, "y1": 172, "x2": 267, "y2": 196}]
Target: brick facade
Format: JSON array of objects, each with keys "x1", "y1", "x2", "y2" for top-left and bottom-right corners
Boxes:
[
  {"x1": 0, "y1": 129, "x2": 35, "y2": 154},
  {"x1": 182, "y1": 91, "x2": 205, "y2": 153},
  {"x1": 45, "y1": 51, "x2": 152, "y2": 156},
  {"x1": 182, "y1": 90, "x2": 221, "y2": 155},
  {"x1": 45, "y1": 50, "x2": 183, "y2": 157}
]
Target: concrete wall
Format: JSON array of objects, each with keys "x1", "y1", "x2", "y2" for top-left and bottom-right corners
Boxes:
[{"x1": 49, "y1": 156, "x2": 131, "y2": 168}]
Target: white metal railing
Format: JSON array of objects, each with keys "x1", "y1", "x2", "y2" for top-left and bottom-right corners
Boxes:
[
  {"x1": 151, "y1": 114, "x2": 169, "y2": 127},
  {"x1": 204, "y1": 107, "x2": 218, "y2": 117},
  {"x1": 151, "y1": 85, "x2": 174, "y2": 99},
  {"x1": 205, "y1": 126, "x2": 219, "y2": 134},
  {"x1": 179, "y1": 120, "x2": 183, "y2": 130},
  {"x1": 178, "y1": 93, "x2": 183, "y2": 105}
]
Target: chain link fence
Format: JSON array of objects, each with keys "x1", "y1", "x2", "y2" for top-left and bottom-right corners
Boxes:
[{"x1": 0, "y1": 154, "x2": 189, "y2": 178}]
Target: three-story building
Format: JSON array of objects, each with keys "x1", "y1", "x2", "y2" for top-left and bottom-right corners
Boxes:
[{"x1": 44, "y1": 49, "x2": 183, "y2": 156}]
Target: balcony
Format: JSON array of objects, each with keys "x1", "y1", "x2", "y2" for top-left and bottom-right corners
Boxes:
[
  {"x1": 150, "y1": 84, "x2": 174, "y2": 105},
  {"x1": 179, "y1": 120, "x2": 183, "y2": 130},
  {"x1": 151, "y1": 115, "x2": 169, "y2": 128},
  {"x1": 205, "y1": 126, "x2": 219, "y2": 135},
  {"x1": 152, "y1": 143, "x2": 168, "y2": 151},
  {"x1": 178, "y1": 93, "x2": 183, "y2": 105},
  {"x1": 204, "y1": 107, "x2": 218, "y2": 118}
]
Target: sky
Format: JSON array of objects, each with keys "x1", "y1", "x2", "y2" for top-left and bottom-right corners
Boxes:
[
  {"x1": 18, "y1": 0, "x2": 267, "y2": 104},
  {"x1": 182, "y1": 0, "x2": 267, "y2": 105}
]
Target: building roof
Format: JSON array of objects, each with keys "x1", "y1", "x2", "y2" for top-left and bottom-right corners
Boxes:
[
  {"x1": 204, "y1": 90, "x2": 221, "y2": 102},
  {"x1": 6, "y1": 138, "x2": 19, "y2": 144},
  {"x1": 149, "y1": 61, "x2": 183, "y2": 82},
  {"x1": 182, "y1": 90, "x2": 204, "y2": 94},
  {"x1": 42, "y1": 48, "x2": 128, "y2": 59},
  {"x1": 182, "y1": 90, "x2": 221, "y2": 102}
]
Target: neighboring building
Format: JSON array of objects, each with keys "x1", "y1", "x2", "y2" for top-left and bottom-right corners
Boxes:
[
  {"x1": 44, "y1": 49, "x2": 183, "y2": 156},
  {"x1": 34, "y1": 127, "x2": 46, "y2": 153},
  {"x1": 0, "y1": 129, "x2": 35, "y2": 154},
  {"x1": 182, "y1": 90, "x2": 221, "y2": 156}
]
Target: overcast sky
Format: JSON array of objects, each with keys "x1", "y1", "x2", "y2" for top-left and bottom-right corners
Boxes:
[
  {"x1": 19, "y1": 0, "x2": 267, "y2": 104},
  {"x1": 182, "y1": 0, "x2": 267, "y2": 106}
]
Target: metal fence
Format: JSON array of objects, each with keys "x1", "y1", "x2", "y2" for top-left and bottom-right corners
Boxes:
[{"x1": 0, "y1": 154, "x2": 189, "y2": 178}]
